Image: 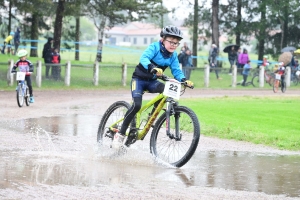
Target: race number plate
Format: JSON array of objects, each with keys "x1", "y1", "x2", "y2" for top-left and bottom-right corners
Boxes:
[
  {"x1": 163, "y1": 80, "x2": 181, "y2": 100},
  {"x1": 16, "y1": 72, "x2": 25, "y2": 81},
  {"x1": 275, "y1": 74, "x2": 281, "y2": 80}
]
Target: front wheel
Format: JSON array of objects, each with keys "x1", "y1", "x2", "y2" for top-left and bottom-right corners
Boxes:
[
  {"x1": 16, "y1": 85, "x2": 24, "y2": 107},
  {"x1": 251, "y1": 75, "x2": 259, "y2": 87},
  {"x1": 97, "y1": 101, "x2": 131, "y2": 146},
  {"x1": 273, "y1": 79, "x2": 279, "y2": 93},
  {"x1": 150, "y1": 106, "x2": 200, "y2": 168},
  {"x1": 281, "y1": 81, "x2": 286, "y2": 93}
]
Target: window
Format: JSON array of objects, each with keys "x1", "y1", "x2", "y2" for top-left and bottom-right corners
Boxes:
[
  {"x1": 144, "y1": 38, "x2": 147, "y2": 45},
  {"x1": 150, "y1": 38, "x2": 154, "y2": 43},
  {"x1": 133, "y1": 38, "x2": 137, "y2": 44}
]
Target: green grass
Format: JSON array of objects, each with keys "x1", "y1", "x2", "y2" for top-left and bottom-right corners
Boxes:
[{"x1": 180, "y1": 96, "x2": 300, "y2": 151}]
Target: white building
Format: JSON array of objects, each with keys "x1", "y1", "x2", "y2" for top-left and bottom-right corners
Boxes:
[{"x1": 105, "y1": 22, "x2": 191, "y2": 48}]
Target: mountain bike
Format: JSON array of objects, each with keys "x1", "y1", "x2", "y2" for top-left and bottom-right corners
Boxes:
[
  {"x1": 97, "y1": 75, "x2": 200, "y2": 168},
  {"x1": 14, "y1": 72, "x2": 30, "y2": 107},
  {"x1": 291, "y1": 71, "x2": 300, "y2": 86},
  {"x1": 251, "y1": 67, "x2": 275, "y2": 87},
  {"x1": 273, "y1": 73, "x2": 286, "y2": 93}
]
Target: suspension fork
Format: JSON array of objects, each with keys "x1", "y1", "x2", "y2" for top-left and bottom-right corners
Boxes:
[{"x1": 165, "y1": 98, "x2": 181, "y2": 141}]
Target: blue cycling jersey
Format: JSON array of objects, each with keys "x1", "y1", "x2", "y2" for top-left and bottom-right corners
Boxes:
[{"x1": 133, "y1": 41, "x2": 185, "y2": 82}]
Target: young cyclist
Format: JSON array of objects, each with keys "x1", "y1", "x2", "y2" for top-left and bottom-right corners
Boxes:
[
  {"x1": 274, "y1": 62, "x2": 285, "y2": 89},
  {"x1": 112, "y1": 25, "x2": 193, "y2": 149},
  {"x1": 11, "y1": 49, "x2": 35, "y2": 103}
]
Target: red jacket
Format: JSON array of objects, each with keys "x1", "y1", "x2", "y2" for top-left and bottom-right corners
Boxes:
[{"x1": 52, "y1": 52, "x2": 60, "y2": 64}]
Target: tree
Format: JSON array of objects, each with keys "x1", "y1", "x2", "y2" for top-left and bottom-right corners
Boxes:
[
  {"x1": 192, "y1": 0, "x2": 198, "y2": 67},
  {"x1": 211, "y1": 0, "x2": 219, "y2": 47},
  {"x1": 87, "y1": 0, "x2": 166, "y2": 62}
]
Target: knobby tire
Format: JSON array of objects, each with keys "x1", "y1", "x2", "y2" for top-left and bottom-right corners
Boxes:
[
  {"x1": 16, "y1": 85, "x2": 24, "y2": 107},
  {"x1": 150, "y1": 106, "x2": 200, "y2": 168},
  {"x1": 97, "y1": 101, "x2": 131, "y2": 146}
]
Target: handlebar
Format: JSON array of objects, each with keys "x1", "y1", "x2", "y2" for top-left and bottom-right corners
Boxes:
[{"x1": 160, "y1": 74, "x2": 194, "y2": 89}]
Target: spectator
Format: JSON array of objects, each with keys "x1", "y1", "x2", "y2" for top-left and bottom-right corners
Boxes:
[
  {"x1": 238, "y1": 48, "x2": 249, "y2": 74},
  {"x1": 42, "y1": 37, "x2": 54, "y2": 79},
  {"x1": 14, "y1": 27, "x2": 21, "y2": 55},
  {"x1": 209, "y1": 44, "x2": 222, "y2": 80},
  {"x1": 183, "y1": 42, "x2": 190, "y2": 51},
  {"x1": 1, "y1": 31, "x2": 14, "y2": 54},
  {"x1": 178, "y1": 46, "x2": 186, "y2": 64},
  {"x1": 242, "y1": 60, "x2": 252, "y2": 86},
  {"x1": 236, "y1": 47, "x2": 242, "y2": 71},
  {"x1": 181, "y1": 49, "x2": 193, "y2": 79},
  {"x1": 228, "y1": 46, "x2": 237, "y2": 75},
  {"x1": 51, "y1": 48, "x2": 61, "y2": 81}
]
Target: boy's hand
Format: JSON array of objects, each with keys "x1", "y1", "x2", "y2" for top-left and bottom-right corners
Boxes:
[
  {"x1": 152, "y1": 68, "x2": 163, "y2": 76},
  {"x1": 185, "y1": 80, "x2": 194, "y2": 87}
]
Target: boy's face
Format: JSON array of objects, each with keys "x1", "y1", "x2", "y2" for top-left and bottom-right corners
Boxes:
[
  {"x1": 163, "y1": 36, "x2": 180, "y2": 53},
  {"x1": 20, "y1": 56, "x2": 26, "y2": 61}
]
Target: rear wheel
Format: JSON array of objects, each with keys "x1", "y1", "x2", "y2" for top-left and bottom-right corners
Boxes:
[
  {"x1": 292, "y1": 76, "x2": 299, "y2": 86},
  {"x1": 25, "y1": 86, "x2": 30, "y2": 106},
  {"x1": 150, "y1": 106, "x2": 200, "y2": 168},
  {"x1": 97, "y1": 101, "x2": 131, "y2": 147},
  {"x1": 273, "y1": 80, "x2": 279, "y2": 93},
  {"x1": 16, "y1": 84, "x2": 24, "y2": 107}
]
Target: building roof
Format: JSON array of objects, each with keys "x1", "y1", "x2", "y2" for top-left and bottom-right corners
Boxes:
[{"x1": 107, "y1": 22, "x2": 161, "y2": 36}]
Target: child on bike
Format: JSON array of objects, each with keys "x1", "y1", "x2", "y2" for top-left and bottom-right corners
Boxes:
[
  {"x1": 112, "y1": 25, "x2": 193, "y2": 149},
  {"x1": 274, "y1": 62, "x2": 285, "y2": 89},
  {"x1": 11, "y1": 49, "x2": 35, "y2": 103}
]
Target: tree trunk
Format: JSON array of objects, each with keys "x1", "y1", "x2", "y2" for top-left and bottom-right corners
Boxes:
[
  {"x1": 96, "y1": 16, "x2": 106, "y2": 62},
  {"x1": 236, "y1": 0, "x2": 242, "y2": 46},
  {"x1": 192, "y1": 0, "x2": 198, "y2": 67},
  {"x1": 8, "y1": 0, "x2": 12, "y2": 33},
  {"x1": 75, "y1": 16, "x2": 80, "y2": 61},
  {"x1": 53, "y1": 0, "x2": 65, "y2": 50},
  {"x1": 257, "y1": 3, "x2": 266, "y2": 61},
  {"x1": 30, "y1": 12, "x2": 39, "y2": 57},
  {"x1": 211, "y1": 0, "x2": 219, "y2": 46}
]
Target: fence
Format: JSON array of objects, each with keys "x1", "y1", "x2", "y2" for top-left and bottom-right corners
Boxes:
[{"x1": 2, "y1": 60, "x2": 294, "y2": 89}]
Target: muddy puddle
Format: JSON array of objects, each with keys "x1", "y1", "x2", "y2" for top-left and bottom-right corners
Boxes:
[{"x1": 0, "y1": 115, "x2": 299, "y2": 198}]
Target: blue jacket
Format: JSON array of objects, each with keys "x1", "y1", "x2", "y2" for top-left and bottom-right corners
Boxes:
[
  {"x1": 242, "y1": 63, "x2": 251, "y2": 75},
  {"x1": 14, "y1": 28, "x2": 21, "y2": 43},
  {"x1": 132, "y1": 41, "x2": 185, "y2": 81}
]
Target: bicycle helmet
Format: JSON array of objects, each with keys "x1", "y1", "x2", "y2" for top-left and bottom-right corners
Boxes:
[
  {"x1": 10, "y1": 31, "x2": 15, "y2": 35},
  {"x1": 160, "y1": 25, "x2": 183, "y2": 40},
  {"x1": 17, "y1": 49, "x2": 28, "y2": 57}
]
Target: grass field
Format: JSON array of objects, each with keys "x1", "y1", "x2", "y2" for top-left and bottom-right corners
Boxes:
[{"x1": 180, "y1": 96, "x2": 300, "y2": 151}]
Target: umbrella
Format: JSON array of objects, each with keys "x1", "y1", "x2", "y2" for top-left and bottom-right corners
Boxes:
[
  {"x1": 278, "y1": 52, "x2": 292, "y2": 66},
  {"x1": 294, "y1": 49, "x2": 300, "y2": 54},
  {"x1": 281, "y1": 46, "x2": 296, "y2": 53},
  {"x1": 223, "y1": 44, "x2": 240, "y2": 53}
]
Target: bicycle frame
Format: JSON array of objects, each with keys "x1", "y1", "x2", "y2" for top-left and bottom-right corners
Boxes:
[
  {"x1": 108, "y1": 93, "x2": 168, "y2": 141},
  {"x1": 18, "y1": 81, "x2": 26, "y2": 96}
]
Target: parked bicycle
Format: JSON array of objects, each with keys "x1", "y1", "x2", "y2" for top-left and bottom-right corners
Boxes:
[
  {"x1": 97, "y1": 75, "x2": 200, "y2": 168},
  {"x1": 291, "y1": 71, "x2": 300, "y2": 86},
  {"x1": 273, "y1": 73, "x2": 286, "y2": 93},
  {"x1": 251, "y1": 67, "x2": 275, "y2": 87},
  {"x1": 14, "y1": 72, "x2": 30, "y2": 107}
]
